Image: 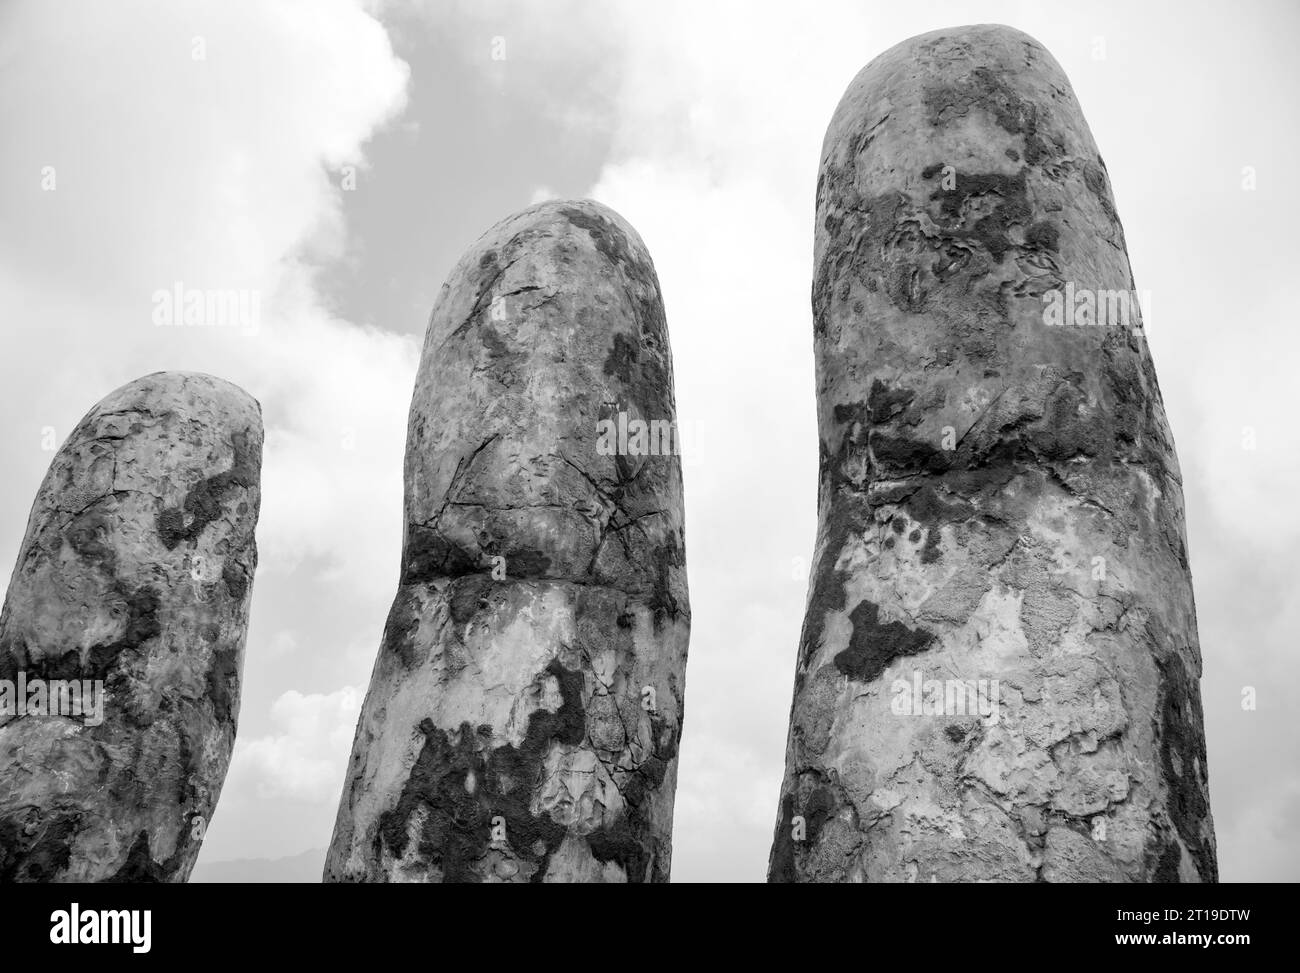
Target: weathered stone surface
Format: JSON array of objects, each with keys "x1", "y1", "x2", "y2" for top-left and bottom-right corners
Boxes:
[
  {"x1": 0, "y1": 372, "x2": 262, "y2": 882},
  {"x1": 770, "y1": 25, "x2": 1215, "y2": 882},
  {"x1": 325, "y1": 199, "x2": 690, "y2": 883}
]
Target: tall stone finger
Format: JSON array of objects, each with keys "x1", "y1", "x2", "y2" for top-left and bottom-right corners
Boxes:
[
  {"x1": 770, "y1": 25, "x2": 1215, "y2": 883},
  {"x1": 0, "y1": 371, "x2": 262, "y2": 882},
  {"x1": 325, "y1": 199, "x2": 690, "y2": 883}
]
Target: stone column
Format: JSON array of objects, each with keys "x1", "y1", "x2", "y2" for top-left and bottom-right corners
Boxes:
[
  {"x1": 326, "y1": 200, "x2": 690, "y2": 883},
  {"x1": 0, "y1": 372, "x2": 262, "y2": 881},
  {"x1": 770, "y1": 25, "x2": 1215, "y2": 882}
]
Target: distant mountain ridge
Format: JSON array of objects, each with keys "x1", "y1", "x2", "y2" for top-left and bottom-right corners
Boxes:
[{"x1": 191, "y1": 847, "x2": 326, "y2": 883}]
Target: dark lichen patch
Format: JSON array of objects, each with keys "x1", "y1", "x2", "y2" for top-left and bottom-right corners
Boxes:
[
  {"x1": 103, "y1": 823, "x2": 198, "y2": 883},
  {"x1": 1152, "y1": 840, "x2": 1182, "y2": 883},
  {"x1": 929, "y1": 169, "x2": 1032, "y2": 264},
  {"x1": 377, "y1": 658, "x2": 587, "y2": 882},
  {"x1": 599, "y1": 333, "x2": 671, "y2": 429},
  {"x1": 561, "y1": 205, "x2": 669, "y2": 356},
  {"x1": 561, "y1": 206, "x2": 632, "y2": 269},
  {"x1": 588, "y1": 710, "x2": 680, "y2": 883},
  {"x1": 900, "y1": 485, "x2": 973, "y2": 529},
  {"x1": 1155, "y1": 655, "x2": 1217, "y2": 881},
  {"x1": 586, "y1": 817, "x2": 646, "y2": 882},
  {"x1": 912, "y1": 433, "x2": 1088, "y2": 538},
  {"x1": 478, "y1": 322, "x2": 515, "y2": 362},
  {"x1": 65, "y1": 508, "x2": 118, "y2": 575},
  {"x1": 156, "y1": 429, "x2": 259, "y2": 550},
  {"x1": 1023, "y1": 382, "x2": 1108, "y2": 462},
  {"x1": 448, "y1": 575, "x2": 493, "y2": 630},
  {"x1": 767, "y1": 770, "x2": 840, "y2": 883},
  {"x1": 1025, "y1": 220, "x2": 1060, "y2": 252},
  {"x1": 870, "y1": 431, "x2": 950, "y2": 475},
  {"x1": 923, "y1": 66, "x2": 1056, "y2": 167},
  {"x1": 796, "y1": 528, "x2": 853, "y2": 674},
  {"x1": 535, "y1": 659, "x2": 587, "y2": 746},
  {"x1": 452, "y1": 243, "x2": 514, "y2": 341},
  {"x1": 376, "y1": 720, "x2": 494, "y2": 882},
  {"x1": 379, "y1": 587, "x2": 421, "y2": 669},
  {"x1": 833, "y1": 401, "x2": 871, "y2": 426},
  {"x1": 14, "y1": 583, "x2": 168, "y2": 693},
  {"x1": 867, "y1": 379, "x2": 917, "y2": 422},
  {"x1": 500, "y1": 546, "x2": 551, "y2": 578},
  {"x1": 920, "y1": 526, "x2": 943, "y2": 564},
  {"x1": 886, "y1": 263, "x2": 928, "y2": 313},
  {"x1": 644, "y1": 528, "x2": 686, "y2": 626},
  {"x1": 1100, "y1": 345, "x2": 1172, "y2": 483},
  {"x1": 823, "y1": 414, "x2": 871, "y2": 493},
  {"x1": 106, "y1": 830, "x2": 169, "y2": 882},
  {"x1": 630, "y1": 710, "x2": 680, "y2": 802},
  {"x1": 903, "y1": 432, "x2": 1040, "y2": 525},
  {"x1": 222, "y1": 558, "x2": 250, "y2": 601},
  {"x1": 833, "y1": 599, "x2": 935, "y2": 683},
  {"x1": 0, "y1": 812, "x2": 78, "y2": 882},
  {"x1": 175, "y1": 732, "x2": 203, "y2": 812},
  {"x1": 802, "y1": 785, "x2": 835, "y2": 844},
  {"x1": 471, "y1": 319, "x2": 530, "y2": 389},
  {"x1": 603, "y1": 331, "x2": 640, "y2": 387},
  {"x1": 401, "y1": 524, "x2": 480, "y2": 584},
  {"x1": 945, "y1": 724, "x2": 968, "y2": 743},
  {"x1": 814, "y1": 191, "x2": 905, "y2": 331},
  {"x1": 206, "y1": 646, "x2": 239, "y2": 725}
]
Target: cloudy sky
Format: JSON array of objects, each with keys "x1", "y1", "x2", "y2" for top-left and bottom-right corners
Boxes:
[{"x1": 1, "y1": 0, "x2": 1296, "y2": 882}]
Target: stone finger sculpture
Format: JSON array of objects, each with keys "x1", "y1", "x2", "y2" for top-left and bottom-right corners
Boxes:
[
  {"x1": 770, "y1": 25, "x2": 1215, "y2": 883},
  {"x1": 0, "y1": 371, "x2": 262, "y2": 882},
  {"x1": 326, "y1": 199, "x2": 690, "y2": 883}
]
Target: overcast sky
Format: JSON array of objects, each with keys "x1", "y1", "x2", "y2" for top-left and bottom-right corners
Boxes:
[{"x1": 1, "y1": 0, "x2": 1296, "y2": 882}]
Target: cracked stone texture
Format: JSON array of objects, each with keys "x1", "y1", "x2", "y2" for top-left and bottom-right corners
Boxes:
[
  {"x1": 769, "y1": 25, "x2": 1215, "y2": 883},
  {"x1": 324, "y1": 199, "x2": 690, "y2": 883},
  {"x1": 0, "y1": 372, "x2": 262, "y2": 882}
]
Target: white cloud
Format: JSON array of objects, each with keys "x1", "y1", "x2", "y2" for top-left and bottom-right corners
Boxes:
[{"x1": 230, "y1": 687, "x2": 363, "y2": 803}]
